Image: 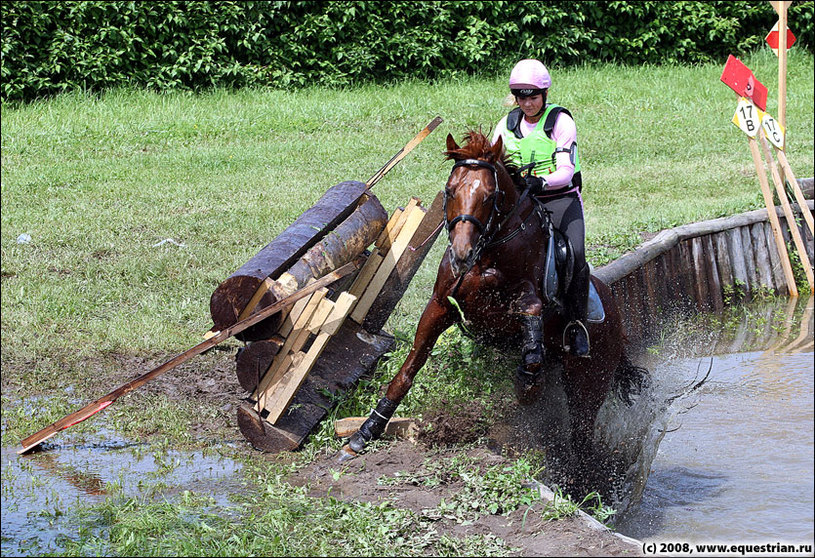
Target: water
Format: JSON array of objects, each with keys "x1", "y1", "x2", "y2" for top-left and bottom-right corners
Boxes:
[
  {"x1": 1, "y1": 437, "x2": 243, "y2": 556},
  {"x1": 616, "y1": 297, "x2": 814, "y2": 546}
]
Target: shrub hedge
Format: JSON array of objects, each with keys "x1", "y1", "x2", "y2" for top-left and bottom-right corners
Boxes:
[{"x1": 2, "y1": 0, "x2": 813, "y2": 103}]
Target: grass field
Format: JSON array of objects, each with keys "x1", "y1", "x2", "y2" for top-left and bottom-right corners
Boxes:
[{"x1": 1, "y1": 49, "x2": 813, "y2": 556}]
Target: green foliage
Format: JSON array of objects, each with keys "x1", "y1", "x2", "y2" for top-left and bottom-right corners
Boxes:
[{"x1": 3, "y1": 0, "x2": 813, "y2": 102}]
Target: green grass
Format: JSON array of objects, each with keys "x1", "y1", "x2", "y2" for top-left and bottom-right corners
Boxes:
[{"x1": 1, "y1": 50, "x2": 813, "y2": 556}]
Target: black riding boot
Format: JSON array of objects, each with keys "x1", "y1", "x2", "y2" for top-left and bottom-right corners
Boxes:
[
  {"x1": 515, "y1": 314, "x2": 545, "y2": 404},
  {"x1": 565, "y1": 263, "x2": 590, "y2": 357},
  {"x1": 520, "y1": 314, "x2": 544, "y2": 371},
  {"x1": 348, "y1": 396, "x2": 399, "y2": 452}
]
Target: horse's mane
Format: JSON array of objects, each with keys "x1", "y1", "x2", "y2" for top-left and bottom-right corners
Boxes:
[{"x1": 444, "y1": 129, "x2": 521, "y2": 181}]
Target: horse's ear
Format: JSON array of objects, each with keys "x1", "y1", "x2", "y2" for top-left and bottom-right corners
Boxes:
[
  {"x1": 446, "y1": 133, "x2": 459, "y2": 152},
  {"x1": 491, "y1": 134, "x2": 503, "y2": 160}
]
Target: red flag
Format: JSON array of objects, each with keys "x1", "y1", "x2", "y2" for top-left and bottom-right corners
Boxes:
[{"x1": 720, "y1": 55, "x2": 768, "y2": 111}]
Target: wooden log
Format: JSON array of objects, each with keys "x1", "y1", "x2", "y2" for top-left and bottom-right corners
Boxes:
[
  {"x1": 765, "y1": 221, "x2": 788, "y2": 295},
  {"x1": 364, "y1": 191, "x2": 446, "y2": 333},
  {"x1": 703, "y1": 235, "x2": 724, "y2": 313},
  {"x1": 274, "y1": 193, "x2": 388, "y2": 298},
  {"x1": 210, "y1": 181, "x2": 370, "y2": 337},
  {"x1": 235, "y1": 338, "x2": 284, "y2": 393},
  {"x1": 741, "y1": 226, "x2": 759, "y2": 295},
  {"x1": 237, "y1": 320, "x2": 394, "y2": 453},
  {"x1": 726, "y1": 227, "x2": 751, "y2": 300},
  {"x1": 690, "y1": 237, "x2": 710, "y2": 312},
  {"x1": 714, "y1": 232, "x2": 734, "y2": 302},
  {"x1": 751, "y1": 223, "x2": 775, "y2": 292}
]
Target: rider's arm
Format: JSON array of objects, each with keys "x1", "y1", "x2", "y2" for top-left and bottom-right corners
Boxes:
[{"x1": 543, "y1": 113, "x2": 577, "y2": 190}]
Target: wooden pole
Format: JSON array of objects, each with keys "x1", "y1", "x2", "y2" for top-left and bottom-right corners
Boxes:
[
  {"x1": 758, "y1": 131, "x2": 814, "y2": 292},
  {"x1": 774, "y1": 147, "x2": 815, "y2": 234},
  {"x1": 747, "y1": 135, "x2": 799, "y2": 297},
  {"x1": 777, "y1": 1, "x2": 789, "y2": 130}
]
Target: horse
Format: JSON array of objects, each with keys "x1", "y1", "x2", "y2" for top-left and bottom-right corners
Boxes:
[{"x1": 345, "y1": 130, "x2": 645, "y2": 488}]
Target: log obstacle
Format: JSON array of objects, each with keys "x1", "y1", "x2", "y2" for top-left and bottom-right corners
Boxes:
[{"x1": 231, "y1": 190, "x2": 444, "y2": 453}]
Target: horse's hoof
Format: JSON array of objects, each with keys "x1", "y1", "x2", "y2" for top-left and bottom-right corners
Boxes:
[
  {"x1": 336, "y1": 445, "x2": 358, "y2": 463},
  {"x1": 514, "y1": 367, "x2": 544, "y2": 406}
]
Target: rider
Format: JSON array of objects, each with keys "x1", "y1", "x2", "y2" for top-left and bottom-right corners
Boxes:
[{"x1": 491, "y1": 58, "x2": 590, "y2": 357}]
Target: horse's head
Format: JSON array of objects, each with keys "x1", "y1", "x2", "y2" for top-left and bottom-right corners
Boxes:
[{"x1": 443, "y1": 131, "x2": 515, "y2": 276}]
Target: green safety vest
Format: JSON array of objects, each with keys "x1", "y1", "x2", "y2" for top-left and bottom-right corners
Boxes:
[{"x1": 499, "y1": 104, "x2": 581, "y2": 189}]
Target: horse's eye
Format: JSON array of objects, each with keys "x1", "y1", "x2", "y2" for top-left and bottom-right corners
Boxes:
[{"x1": 445, "y1": 186, "x2": 455, "y2": 199}]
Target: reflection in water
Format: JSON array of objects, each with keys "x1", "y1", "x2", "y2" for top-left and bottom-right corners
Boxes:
[
  {"x1": 612, "y1": 296, "x2": 814, "y2": 544},
  {"x1": 0, "y1": 440, "x2": 243, "y2": 557}
]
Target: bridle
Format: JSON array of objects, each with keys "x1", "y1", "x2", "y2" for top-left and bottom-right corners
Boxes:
[{"x1": 443, "y1": 158, "x2": 538, "y2": 270}]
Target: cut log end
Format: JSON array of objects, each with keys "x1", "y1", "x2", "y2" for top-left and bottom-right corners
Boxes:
[
  {"x1": 236, "y1": 404, "x2": 299, "y2": 453},
  {"x1": 210, "y1": 276, "x2": 283, "y2": 341}
]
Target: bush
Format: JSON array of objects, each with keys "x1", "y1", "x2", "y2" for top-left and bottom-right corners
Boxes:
[{"x1": 2, "y1": 0, "x2": 813, "y2": 103}]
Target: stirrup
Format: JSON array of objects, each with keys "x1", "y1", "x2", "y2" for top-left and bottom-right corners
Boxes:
[{"x1": 563, "y1": 320, "x2": 590, "y2": 357}]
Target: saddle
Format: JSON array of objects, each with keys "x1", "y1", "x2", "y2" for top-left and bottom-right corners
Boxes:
[{"x1": 535, "y1": 199, "x2": 605, "y2": 324}]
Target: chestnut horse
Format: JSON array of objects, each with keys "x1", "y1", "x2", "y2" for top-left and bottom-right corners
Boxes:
[{"x1": 346, "y1": 130, "x2": 643, "y2": 472}]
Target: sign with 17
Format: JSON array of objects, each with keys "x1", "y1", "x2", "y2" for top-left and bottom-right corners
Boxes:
[
  {"x1": 732, "y1": 97, "x2": 762, "y2": 137},
  {"x1": 761, "y1": 113, "x2": 785, "y2": 149}
]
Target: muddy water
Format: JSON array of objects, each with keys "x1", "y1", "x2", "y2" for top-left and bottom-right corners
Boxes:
[
  {"x1": 1, "y1": 436, "x2": 243, "y2": 556},
  {"x1": 616, "y1": 297, "x2": 814, "y2": 545}
]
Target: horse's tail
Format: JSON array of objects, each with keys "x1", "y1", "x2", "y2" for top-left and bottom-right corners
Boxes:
[{"x1": 612, "y1": 353, "x2": 651, "y2": 406}]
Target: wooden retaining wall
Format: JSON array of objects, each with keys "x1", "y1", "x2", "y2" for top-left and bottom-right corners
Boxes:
[{"x1": 594, "y1": 199, "x2": 814, "y2": 347}]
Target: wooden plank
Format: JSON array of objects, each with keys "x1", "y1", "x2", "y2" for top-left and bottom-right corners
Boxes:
[
  {"x1": 252, "y1": 289, "x2": 327, "y2": 406},
  {"x1": 350, "y1": 205, "x2": 426, "y2": 324},
  {"x1": 364, "y1": 191, "x2": 445, "y2": 333},
  {"x1": 690, "y1": 236, "x2": 710, "y2": 311},
  {"x1": 377, "y1": 198, "x2": 421, "y2": 253},
  {"x1": 264, "y1": 292, "x2": 357, "y2": 423},
  {"x1": 376, "y1": 208, "x2": 404, "y2": 248},
  {"x1": 741, "y1": 226, "x2": 759, "y2": 294},
  {"x1": 727, "y1": 227, "x2": 751, "y2": 300},
  {"x1": 279, "y1": 293, "x2": 313, "y2": 338},
  {"x1": 348, "y1": 249, "x2": 385, "y2": 300}
]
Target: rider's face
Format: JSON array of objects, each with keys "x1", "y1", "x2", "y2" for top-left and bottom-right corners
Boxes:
[{"x1": 516, "y1": 94, "x2": 543, "y2": 120}]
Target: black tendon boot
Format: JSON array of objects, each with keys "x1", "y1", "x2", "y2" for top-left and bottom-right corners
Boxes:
[
  {"x1": 564, "y1": 263, "x2": 590, "y2": 357},
  {"x1": 348, "y1": 396, "x2": 399, "y2": 453},
  {"x1": 515, "y1": 314, "x2": 545, "y2": 405}
]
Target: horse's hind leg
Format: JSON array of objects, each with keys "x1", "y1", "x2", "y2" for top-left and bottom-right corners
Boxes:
[{"x1": 347, "y1": 295, "x2": 455, "y2": 453}]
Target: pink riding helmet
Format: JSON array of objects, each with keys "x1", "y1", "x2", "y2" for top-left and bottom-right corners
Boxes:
[{"x1": 509, "y1": 59, "x2": 551, "y2": 90}]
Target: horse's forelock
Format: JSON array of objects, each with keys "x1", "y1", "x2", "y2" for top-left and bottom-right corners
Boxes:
[{"x1": 444, "y1": 129, "x2": 516, "y2": 172}]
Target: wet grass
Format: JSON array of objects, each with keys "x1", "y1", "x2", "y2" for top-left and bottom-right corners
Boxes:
[{"x1": 1, "y1": 50, "x2": 813, "y2": 556}]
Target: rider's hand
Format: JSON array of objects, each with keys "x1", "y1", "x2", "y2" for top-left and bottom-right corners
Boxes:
[{"x1": 524, "y1": 174, "x2": 546, "y2": 195}]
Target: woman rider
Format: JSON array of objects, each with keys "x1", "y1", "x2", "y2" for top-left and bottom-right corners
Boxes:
[{"x1": 491, "y1": 58, "x2": 590, "y2": 357}]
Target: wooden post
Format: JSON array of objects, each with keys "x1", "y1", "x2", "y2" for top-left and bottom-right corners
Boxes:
[
  {"x1": 747, "y1": 134, "x2": 799, "y2": 296},
  {"x1": 758, "y1": 130, "x2": 814, "y2": 292},
  {"x1": 777, "y1": 1, "x2": 789, "y2": 130}
]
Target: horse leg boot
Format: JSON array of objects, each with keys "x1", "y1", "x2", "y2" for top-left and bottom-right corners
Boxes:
[
  {"x1": 564, "y1": 262, "x2": 590, "y2": 357},
  {"x1": 515, "y1": 314, "x2": 545, "y2": 405},
  {"x1": 348, "y1": 396, "x2": 399, "y2": 453}
]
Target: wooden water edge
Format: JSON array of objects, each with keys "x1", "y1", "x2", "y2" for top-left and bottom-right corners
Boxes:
[{"x1": 594, "y1": 198, "x2": 814, "y2": 349}]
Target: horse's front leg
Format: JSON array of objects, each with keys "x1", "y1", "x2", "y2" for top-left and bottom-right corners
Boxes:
[{"x1": 347, "y1": 294, "x2": 455, "y2": 453}]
